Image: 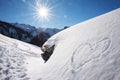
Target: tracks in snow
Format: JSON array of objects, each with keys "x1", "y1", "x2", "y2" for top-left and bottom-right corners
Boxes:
[
  {"x1": 0, "y1": 36, "x2": 42, "y2": 80},
  {"x1": 69, "y1": 37, "x2": 111, "y2": 79}
]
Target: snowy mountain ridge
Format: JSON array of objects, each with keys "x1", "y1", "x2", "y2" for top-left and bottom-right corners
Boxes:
[
  {"x1": 12, "y1": 23, "x2": 61, "y2": 37},
  {"x1": 11, "y1": 23, "x2": 38, "y2": 37}
]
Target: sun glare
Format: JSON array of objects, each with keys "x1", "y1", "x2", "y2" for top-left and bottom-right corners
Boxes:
[
  {"x1": 38, "y1": 7, "x2": 49, "y2": 19},
  {"x1": 30, "y1": 0, "x2": 53, "y2": 22}
]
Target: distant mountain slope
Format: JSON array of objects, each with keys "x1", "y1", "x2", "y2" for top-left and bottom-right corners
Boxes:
[
  {"x1": 0, "y1": 21, "x2": 32, "y2": 42},
  {"x1": 30, "y1": 32, "x2": 50, "y2": 47},
  {"x1": 0, "y1": 21, "x2": 65, "y2": 47},
  {"x1": 11, "y1": 23, "x2": 38, "y2": 37},
  {"x1": 12, "y1": 23, "x2": 62, "y2": 36},
  {"x1": 42, "y1": 28, "x2": 61, "y2": 36}
]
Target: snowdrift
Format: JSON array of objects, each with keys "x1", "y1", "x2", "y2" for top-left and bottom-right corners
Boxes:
[{"x1": 41, "y1": 8, "x2": 120, "y2": 80}]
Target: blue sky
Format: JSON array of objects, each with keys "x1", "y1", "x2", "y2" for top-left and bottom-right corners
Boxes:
[{"x1": 0, "y1": 0, "x2": 120, "y2": 29}]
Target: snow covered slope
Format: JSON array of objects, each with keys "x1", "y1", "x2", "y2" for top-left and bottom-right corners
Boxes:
[
  {"x1": 0, "y1": 34, "x2": 44, "y2": 80},
  {"x1": 0, "y1": 8, "x2": 120, "y2": 80},
  {"x1": 40, "y1": 8, "x2": 120, "y2": 80}
]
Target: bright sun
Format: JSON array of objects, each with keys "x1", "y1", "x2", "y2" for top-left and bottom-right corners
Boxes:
[
  {"x1": 31, "y1": 0, "x2": 53, "y2": 22},
  {"x1": 38, "y1": 7, "x2": 49, "y2": 19}
]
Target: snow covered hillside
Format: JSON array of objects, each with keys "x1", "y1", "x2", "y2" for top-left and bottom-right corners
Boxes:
[
  {"x1": 41, "y1": 8, "x2": 120, "y2": 80},
  {"x1": 0, "y1": 8, "x2": 120, "y2": 80},
  {"x1": 0, "y1": 34, "x2": 44, "y2": 80}
]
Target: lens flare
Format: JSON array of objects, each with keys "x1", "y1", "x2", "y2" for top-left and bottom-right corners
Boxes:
[
  {"x1": 30, "y1": 0, "x2": 53, "y2": 23},
  {"x1": 38, "y1": 7, "x2": 48, "y2": 18}
]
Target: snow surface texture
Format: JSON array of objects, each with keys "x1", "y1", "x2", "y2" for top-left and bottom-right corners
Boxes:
[
  {"x1": 41, "y1": 8, "x2": 120, "y2": 80},
  {"x1": 0, "y1": 8, "x2": 120, "y2": 80},
  {"x1": 0, "y1": 34, "x2": 44, "y2": 80}
]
